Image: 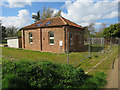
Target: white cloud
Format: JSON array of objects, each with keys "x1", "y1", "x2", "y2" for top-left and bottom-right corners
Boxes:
[
  {"x1": 103, "y1": 11, "x2": 118, "y2": 19},
  {"x1": 2, "y1": 0, "x2": 33, "y2": 8},
  {"x1": 0, "y1": 9, "x2": 32, "y2": 28},
  {"x1": 61, "y1": 0, "x2": 118, "y2": 26}
]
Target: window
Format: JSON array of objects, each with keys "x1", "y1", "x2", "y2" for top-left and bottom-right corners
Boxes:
[
  {"x1": 79, "y1": 33, "x2": 82, "y2": 44},
  {"x1": 70, "y1": 32, "x2": 73, "y2": 45},
  {"x1": 45, "y1": 21, "x2": 52, "y2": 25},
  {"x1": 35, "y1": 22, "x2": 43, "y2": 26},
  {"x1": 29, "y1": 32, "x2": 33, "y2": 44},
  {"x1": 49, "y1": 32, "x2": 54, "y2": 45}
]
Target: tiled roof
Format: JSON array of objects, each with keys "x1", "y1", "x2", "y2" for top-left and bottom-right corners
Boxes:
[{"x1": 21, "y1": 16, "x2": 83, "y2": 30}]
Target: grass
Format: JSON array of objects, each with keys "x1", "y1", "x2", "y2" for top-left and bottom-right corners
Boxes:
[
  {"x1": 76, "y1": 46, "x2": 118, "y2": 75},
  {"x1": 2, "y1": 47, "x2": 98, "y2": 65},
  {"x1": 1, "y1": 45, "x2": 118, "y2": 75},
  {"x1": 88, "y1": 46, "x2": 118, "y2": 75}
]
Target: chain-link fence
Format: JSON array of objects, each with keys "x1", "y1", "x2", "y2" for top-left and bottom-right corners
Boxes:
[{"x1": 67, "y1": 33, "x2": 120, "y2": 65}]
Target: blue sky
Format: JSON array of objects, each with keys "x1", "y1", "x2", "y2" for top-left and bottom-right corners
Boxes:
[
  {"x1": 0, "y1": 0, "x2": 119, "y2": 32},
  {"x1": 2, "y1": 2, "x2": 66, "y2": 17}
]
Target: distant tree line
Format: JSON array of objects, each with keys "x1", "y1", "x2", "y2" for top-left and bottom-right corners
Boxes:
[
  {"x1": 0, "y1": 22, "x2": 21, "y2": 43},
  {"x1": 32, "y1": 7, "x2": 61, "y2": 22},
  {"x1": 84, "y1": 23, "x2": 120, "y2": 39}
]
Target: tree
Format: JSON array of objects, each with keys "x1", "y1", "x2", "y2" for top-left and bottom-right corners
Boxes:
[
  {"x1": 84, "y1": 23, "x2": 96, "y2": 57},
  {"x1": 54, "y1": 10, "x2": 61, "y2": 17},
  {"x1": 2, "y1": 26, "x2": 7, "y2": 40},
  {"x1": 32, "y1": 10, "x2": 40, "y2": 22},
  {"x1": 32, "y1": 7, "x2": 61, "y2": 22},
  {"x1": 103, "y1": 23, "x2": 120, "y2": 39},
  {"x1": 95, "y1": 23, "x2": 106, "y2": 38},
  {"x1": 6, "y1": 26, "x2": 18, "y2": 37},
  {"x1": 17, "y1": 30, "x2": 21, "y2": 38},
  {"x1": 88, "y1": 23, "x2": 96, "y2": 35}
]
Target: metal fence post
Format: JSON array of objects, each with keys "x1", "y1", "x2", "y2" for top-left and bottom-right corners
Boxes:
[
  {"x1": 88, "y1": 36, "x2": 91, "y2": 57},
  {"x1": 67, "y1": 31, "x2": 69, "y2": 64}
]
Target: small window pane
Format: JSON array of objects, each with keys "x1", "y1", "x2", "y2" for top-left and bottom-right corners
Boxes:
[
  {"x1": 49, "y1": 31, "x2": 54, "y2": 45},
  {"x1": 49, "y1": 32, "x2": 54, "y2": 37},
  {"x1": 29, "y1": 32, "x2": 33, "y2": 44},
  {"x1": 45, "y1": 21, "x2": 52, "y2": 25},
  {"x1": 70, "y1": 33, "x2": 73, "y2": 45},
  {"x1": 29, "y1": 33, "x2": 32, "y2": 37},
  {"x1": 30, "y1": 39, "x2": 33, "y2": 43},
  {"x1": 36, "y1": 22, "x2": 43, "y2": 26},
  {"x1": 50, "y1": 39, "x2": 54, "y2": 44}
]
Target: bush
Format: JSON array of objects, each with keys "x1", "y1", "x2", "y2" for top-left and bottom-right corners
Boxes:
[
  {"x1": 81, "y1": 72, "x2": 107, "y2": 88},
  {"x1": 2, "y1": 59, "x2": 107, "y2": 89}
]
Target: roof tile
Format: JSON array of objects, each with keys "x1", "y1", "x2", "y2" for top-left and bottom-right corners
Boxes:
[{"x1": 21, "y1": 16, "x2": 83, "y2": 29}]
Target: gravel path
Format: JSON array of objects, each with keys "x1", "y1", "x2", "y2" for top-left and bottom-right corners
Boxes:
[{"x1": 105, "y1": 58, "x2": 118, "y2": 88}]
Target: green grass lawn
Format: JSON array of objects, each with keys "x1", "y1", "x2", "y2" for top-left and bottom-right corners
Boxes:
[
  {"x1": 1, "y1": 45, "x2": 118, "y2": 75},
  {"x1": 76, "y1": 46, "x2": 118, "y2": 75},
  {"x1": 2, "y1": 47, "x2": 97, "y2": 64}
]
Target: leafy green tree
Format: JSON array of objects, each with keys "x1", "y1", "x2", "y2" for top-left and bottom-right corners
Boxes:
[{"x1": 103, "y1": 23, "x2": 120, "y2": 38}]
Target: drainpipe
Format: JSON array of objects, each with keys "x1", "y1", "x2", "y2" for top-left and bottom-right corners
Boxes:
[
  {"x1": 40, "y1": 28, "x2": 42, "y2": 51},
  {"x1": 64, "y1": 27, "x2": 66, "y2": 53},
  {"x1": 67, "y1": 27, "x2": 69, "y2": 64},
  {"x1": 23, "y1": 30, "x2": 25, "y2": 48}
]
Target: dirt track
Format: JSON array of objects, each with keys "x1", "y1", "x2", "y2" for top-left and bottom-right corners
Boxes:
[{"x1": 105, "y1": 58, "x2": 118, "y2": 89}]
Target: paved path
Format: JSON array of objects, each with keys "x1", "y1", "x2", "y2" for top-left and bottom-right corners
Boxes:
[{"x1": 105, "y1": 58, "x2": 118, "y2": 88}]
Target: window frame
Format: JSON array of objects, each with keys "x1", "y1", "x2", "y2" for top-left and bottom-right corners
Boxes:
[
  {"x1": 29, "y1": 32, "x2": 33, "y2": 44},
  {"x1": 70, "y1": 32, "x2": 73, "y2": 45},
  {"x1": 49, "y1": 31, "x2": 54, "y2": 45},
  {"x1": 79, "y1": 33, "x2": 82, "y2": 44}
]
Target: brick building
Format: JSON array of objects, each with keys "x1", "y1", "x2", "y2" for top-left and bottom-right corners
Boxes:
[{"x1": 20, "y1": 16, "x2": 84, "y2": 53}]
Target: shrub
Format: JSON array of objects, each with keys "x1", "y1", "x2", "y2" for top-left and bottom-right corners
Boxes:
[
  {"x1": 2, "y1": 59, "x2": 107, "y2": 89},
  {"x1": 81, "y1": 72, "x2": 107, "y2": 88}
]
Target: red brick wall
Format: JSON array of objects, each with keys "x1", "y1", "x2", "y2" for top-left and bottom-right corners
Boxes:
[
  {"x1": 66, "y1": 26, "x2": 84, "y2": 52},
  {"x1": 41, "y1": 27, "x2": 65, "y2": 53},
  {"x1": 22, "y1": 28, "x2": 41, "y2": 51},
  {"x1": 21, "y1": 26, "x2": 84, "y2": 53}
]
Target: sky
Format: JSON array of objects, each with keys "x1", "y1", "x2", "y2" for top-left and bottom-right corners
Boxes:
[{"x1": 0, "y1": 0, "x2": 119, "y2": 32}]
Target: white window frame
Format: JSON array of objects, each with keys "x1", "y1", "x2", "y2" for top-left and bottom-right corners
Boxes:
[
  {"x1": 49, "y1": 32, "x2": 54, "y2": 45},
  {"x1": 29, "y1": 32, "x2": 33, "y2": 44},
  {"x1": 70, "y1": 32, "x2": 73, "y2": 45}
]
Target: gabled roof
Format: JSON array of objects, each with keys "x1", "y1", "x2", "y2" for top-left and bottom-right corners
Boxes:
[{"x1": 21, "y1": 16, "x2": 83, "y2": 30}]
